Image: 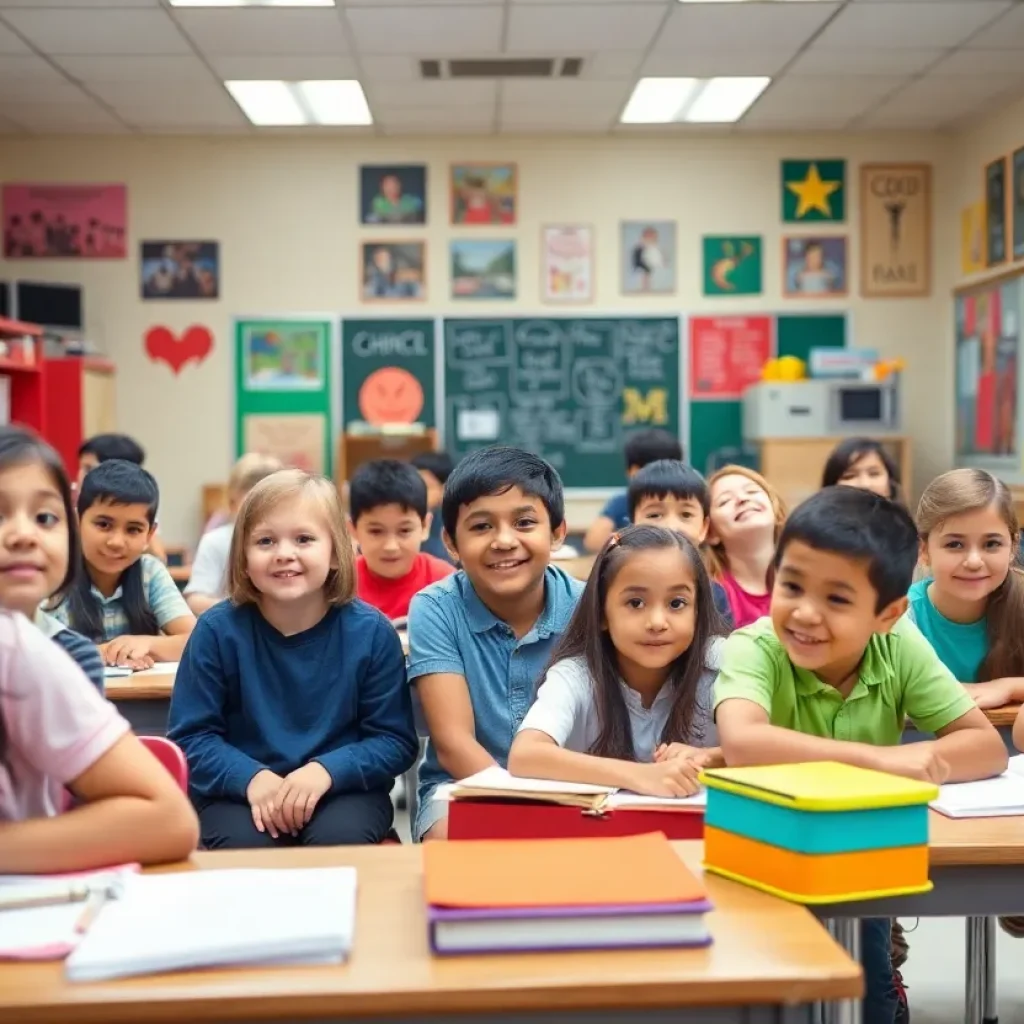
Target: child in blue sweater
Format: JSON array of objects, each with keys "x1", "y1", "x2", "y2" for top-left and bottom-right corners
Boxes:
[{"x1": 169, "y1": 469, "x2": 417, "y2": 849}]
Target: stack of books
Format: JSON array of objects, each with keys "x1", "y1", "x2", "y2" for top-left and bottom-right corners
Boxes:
[
  {"x1": 700, "y1": 762, "x2": 936, "y2": 903},
  {"x1": 439, "y1": 766, "x2": 705, "y2": 841},
  {"x1": 423, "y1": 832, "x2": 712, "y2": 955},
  {"x1": 931, "y1": 754, "x2": 1024, "y2": 818}
]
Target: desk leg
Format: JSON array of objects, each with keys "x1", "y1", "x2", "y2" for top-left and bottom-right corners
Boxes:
[
  {"x1": 984, "y1": 915, "x2": 998, "y2": 1024},
  {"x1": 825, "y1": 920, "x2": 861, "y2": 1024},
  {"x1": 966, "y1": 916, "x2": 987, "y2": 1024}
]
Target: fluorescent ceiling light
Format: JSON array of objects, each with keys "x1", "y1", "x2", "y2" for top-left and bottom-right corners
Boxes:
[
  {"x1": 169, "y1": 1, "x2": 335, "y2": 8},
  {"x1": 226, "y1": 80, "x2": 372, "y2": 126},
  {"x1": 684, "y1": 76, "x2": 770, "y2": 122},
  {"x1": 621, "y1": 76, "x2": 768, "y2": 124},
  {"x1": 621, "y1": 78, "x2": 699, "y2": 124}
]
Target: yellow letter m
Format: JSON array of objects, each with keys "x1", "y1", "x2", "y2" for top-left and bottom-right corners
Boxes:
[{"x1": 622, "y1": 387, "x2": 668, "y2": 425}]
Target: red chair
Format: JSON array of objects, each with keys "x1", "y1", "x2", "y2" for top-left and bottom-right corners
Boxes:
[{"x1": 140, "y1": 736, "x2": 189, "y2": 793}]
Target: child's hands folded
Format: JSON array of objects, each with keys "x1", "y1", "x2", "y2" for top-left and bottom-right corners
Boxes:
[
  {"x1": 246, "y1": 769, "x2": 287, "y2": 838},
  {"x1": 276, "y1": 762, "x2": 333, "y2": 833},
  {"x1": 99, "y1": 636, "x2": 156, "y2": 670}
]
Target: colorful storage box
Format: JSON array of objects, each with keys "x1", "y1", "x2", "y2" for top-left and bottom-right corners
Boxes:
[{"x1": 700, "y1": 762, "x2": 937, "y2": 904}]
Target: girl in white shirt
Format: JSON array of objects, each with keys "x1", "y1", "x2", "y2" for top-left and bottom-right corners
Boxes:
[{"x1": 508, "y1": 524, "x2": 723, "y2": 796}]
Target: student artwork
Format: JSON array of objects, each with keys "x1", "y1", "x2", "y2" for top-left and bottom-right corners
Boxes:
[
  {"x1": 702, "y1": 236, "x2": 763, "y2": 296},
  {"x1": 541, "y1": 225, "x2": 594, "y2": 304},
  {"x1": 1013, "y1": 147, "x2": 1024, "y2": 261},
  {"x1": 960, "y1": 201, "x2": 986, "y2": 276},
  {"x1": 359, "y1": 165, "x2": 427, "y2": 226},
  {"x1": 2, "y1": 183, "x2": 127, "y2": 259},
  {"x1": 450, "y1": 164, "x2": 517, "y2": 226},
  {"x1": 781, "y1": 160, "x2": 846, "y2": 224},
  {"x1": 986, "y1": 156, "x2": 1008, "y2": 267},
  {"x1": 620, "y1": 221, "x2": 677, "y2": 295},
  {"x1": 140, "y1": 241, "x2": 219, "y2": 300},
  {"x1": 360, "y1": 241, "x2": 426, "y2": 302},
  {"x1": 860, "y1": 164, "x2": 931, "y2": 298},
  {"x1": 358, "y1": 366, "x2": 425, "y2": 426},
  {"x1": 242, "y1": 322, "x2": 325, "y2": 391},
  {"x1": 242, "y1": 413, "x2": 326, "y2": 474},
  {"x1": 782, "y1": 236, "x2": 847, "y2": 298},
  {"x1": 450, "y1": 240, "x2": 516, "y2": 300},
  {"x1": 144, "y1": 325, "x2": 213, "y2": 376}
]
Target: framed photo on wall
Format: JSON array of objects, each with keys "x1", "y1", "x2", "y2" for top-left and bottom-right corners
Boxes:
[
  {"x1": 360, "y1": 241, "x2": 426, "y2": 303},
  {"x1": 1013, "y1": 147, "x2": 1024, "y2": 261},
  {"x1": 140, "y1": 241, "x2": 219, "y2": 299},
  {"x1": 541, "y1": 225, "x2": 593, "y2": 303},
  {"x1": 450, "y1": 239, "x2": 516, "y2": 300},
  {"x1": 986, "y1": 156, "x2": 1008, "y2": 267},
  {"x1": 450, "y1": 164, "x2": 517, "y2": 225},
  {"x1": 359, "y1": 165, "x2": 427, "y2": 225},
  {"x1": 620, "y1": 220, "x2": 676, "y2": 295},
  {"x1": 782, "y1": 235, "x2": 847, "y2": 298}
]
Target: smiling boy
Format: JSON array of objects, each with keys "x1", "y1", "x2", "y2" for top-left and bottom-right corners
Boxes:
[
  {"x1": 349, "y1": 460, "x2": 455, "y2": 622},
  {"x1": 714, "y1": 486, "x2": 1006, "y2": 1023},
  {"x1": 407, "y1": 446, "x2": 584, "y2": 841}
]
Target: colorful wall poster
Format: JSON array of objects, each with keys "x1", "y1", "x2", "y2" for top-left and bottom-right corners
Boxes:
[
  {"x1": 955, "y1": 278, "x2": 1019, "y2": 458},
  {"x1": 360, "y1": 240, "x2": 426, "y2": 303},
  {"x1": 702, "y1": 236, "x2": 763, "y2": 296},
  {"x1": 450, "y1": 163, "x2": 517, "y2": 225},
  {"x1": 1013, "y1": 147, "x2": 1024, "y2": 261},
  {"x1": 689, "y1": 316, "x2": 773, "y2": 399},
  {"x1": 2, "y1": 183, "x2": 127, "y2": 258},
  {"x1": 781, "y1": 160, "x2": 845, "y2": 224},
  {"x1": 960, "y1": 202, "x2": 986, "y2": 276},
  {"x1": 243, "y1": 413, "x2": 327, "y2": 474},
  {"x1": 450, "y1": 240, "x2": 516, "y2": 300},
  {"x1": 621, "y1": 220, "x2": 676, "y2": 295},
  {"x1": 986, "y1": 156, "x2": 1008, "y2": 267},
  {"x1": 783, "y1": 235, "x2": 847, "y2": 297},
  {"x1": 541, "y1": 225, "x2": 594, "y2": 303},
  {"x1": 242, "y1": 321, "x2": 326, "y2": 391},
  {"x1": 859, "y1": 163, "x2": 931, "y2": 298},
  {"x1": 359, "y1": 165, "x2": 427, "y2": 226},
  {"x1": 140, "y1": 241, "x2": 219, "y2": 300}
]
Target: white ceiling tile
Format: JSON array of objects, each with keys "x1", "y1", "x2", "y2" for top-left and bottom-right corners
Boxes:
[
  {"x1": 358, "y1": 55, "x2": 420, "y2": 82},
  {"x1": 0, "y1": 0, "x2": 158, "y2": 6},
  {"x1": 1, "y1": 8, "x2": 191, "y2": 55},
  {"x1": 933, "y1": 49, "x2": 1024, "y2": 75},
  {"x1": 501, "y1": 78, "x2": 628, "y2": 106},
  {"x1": 174, "y1": 9, "x2": 349, "y2": 55},
  {"x1": 208, "y1": 55, "x2": 358, "y2": 79},
  {"x1": 0, "y1": 20, "x2": 33, "y2": 53},
  {"x1": 511, "y1": 0, "x2": 666, "y2": 4},
  {"x1": 0, "y1": 55, "x2": 71, "y2": 83},
  {"x1": 734, "y1": 116, "x2": 853, "y2": 132},
  {"x1": 90, "y1": 79, "x2": 233, "y2": 109},
  {"x1": 506, "y1": 4, "x2": 665, "y2": 53},
  {"x1": 0, "y1": 115, "x2": 25, "y2": 135},
  {"x1": 0, "y1": 100, "x2": 126, "y2": 131},
  {"x1": 788, "y1": 47, "x2": 943, "y2": 75},
  {"x1": 114, "y1": 104, "x2": 247, "y2": 129},
  {"x1": 500, "y1": 103, "x2": 616, "y2": 130},
  {"x1": 746, "y1": 74, "x2": 905, "y2": 119},
  {"x1": 873, "y1": 74, "x2": 1020, "y2": 117},
  {"x1": 655, "y1": 2, "x2": 838, "y2": 53},
  {"x1": 814, "y1": 1, "x2": 1012, "y2": 49},
  {"x1": 346, "y1": 5, "x2": 503, "y2": 54},
  {"x1": 642, "y1": 49, "x2": 793, "y2": 77},
  {"x1": 55, "y1": 54, "x2": 210, "y2": 83},
  {"x1": 342, "y1": 0, "x2": 497, "y2": 5},
  {"x1": 968, "y1": 6, "x2": 1024, "y2": 48},
  {"x1": 0, "y1": 72, "x2": 88, "y2": 105},
  {"x1": 583, "y1": 50, "x2": 645, "y2": 79},
  {"x1": 376, "y1": 104, "x2": 494, "y2": 132},
  {"x1": 368, "y1": 79, "x2": 498, "y2": 107}
]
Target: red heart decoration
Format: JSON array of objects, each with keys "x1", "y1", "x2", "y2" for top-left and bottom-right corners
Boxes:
[{"x1": 144, "y1": 325, "x2": 213, "y2": 375}]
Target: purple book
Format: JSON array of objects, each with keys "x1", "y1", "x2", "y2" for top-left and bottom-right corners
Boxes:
[{"x1": 427, "y1": 900, "x2": 714, "y2": 956}]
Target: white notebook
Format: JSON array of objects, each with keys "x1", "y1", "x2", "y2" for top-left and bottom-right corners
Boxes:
[
  {"x1": 65, "y1": 867, "x2": 357, "y2": 982},
  {"x1": 931, "y1": 755, "x2": 1024, "y2": 819}
]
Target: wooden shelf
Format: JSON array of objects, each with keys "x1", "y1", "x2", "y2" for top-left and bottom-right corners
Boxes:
[
  {"x1": 0, "y1": 316, "x2": 44, "y2": 338},
  {"x1": 0, "y1": 356, "x2": 41, "y2": 375}
]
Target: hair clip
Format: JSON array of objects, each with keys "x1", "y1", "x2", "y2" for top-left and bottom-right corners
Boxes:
[{"x1": 607, "y1": 532, "x2": 621, "y2": 549}]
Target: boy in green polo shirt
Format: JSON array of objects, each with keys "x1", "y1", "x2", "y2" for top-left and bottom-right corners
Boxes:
[{"x1": 714, "y1": 486, "x2": 1006, "y2": 1024}]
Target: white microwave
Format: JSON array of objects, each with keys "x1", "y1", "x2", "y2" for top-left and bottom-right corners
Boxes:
[{"x1": 743, "y1": 380, "x2": 901, "y2": 440}]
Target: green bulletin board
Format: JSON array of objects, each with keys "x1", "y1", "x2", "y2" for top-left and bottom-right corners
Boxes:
[
  {"x1": 340, "y1": 319, "x2": 436, "y2": 430},
  {"x1": 688, "y1": 312, "x2": 847, "y2": 475},
  {"x1": 234, "y1": 318, "x2": 334, "y2": 476}
]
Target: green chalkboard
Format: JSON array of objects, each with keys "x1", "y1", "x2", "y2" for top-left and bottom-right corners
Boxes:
[
  {"x1": 341, "y1": 319, "x2": 436, "y2": 429},
  {"x1": 234, "y1": 318, "x2": 333, "y2": 476},
  {"x1": 777, "y1": 313, "x2": 846, "y2": 363},
  {"x1": 443, "y1": 317, "x2": 681, "y2": 489}
]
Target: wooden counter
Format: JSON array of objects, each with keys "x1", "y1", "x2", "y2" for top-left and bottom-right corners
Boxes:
[{"x1": 0, "y1": 844, "x2": 861, "y2": 1024}]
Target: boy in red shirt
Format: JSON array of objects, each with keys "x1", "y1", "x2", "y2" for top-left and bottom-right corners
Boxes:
[{"x1": 350, "y1": 460, "x2": 455, "y2": 621}]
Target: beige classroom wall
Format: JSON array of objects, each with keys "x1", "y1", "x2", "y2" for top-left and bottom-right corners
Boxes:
[{"x1": 0, "y1": 132, "x2": 955, "y2": 546}]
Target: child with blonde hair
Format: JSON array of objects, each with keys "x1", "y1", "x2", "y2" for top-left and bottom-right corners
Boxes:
[
  {"x1": 707, "y1": 465, "x2": 787, "y2": 629},
  {"x1": 169, "y1": 470, "x2": 417, "y2": 849},
  {"x1": 185, "y1": 453, "x2": 283, "y2": 616}
]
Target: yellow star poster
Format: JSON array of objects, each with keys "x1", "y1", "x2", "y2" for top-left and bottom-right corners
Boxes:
[{"x1": 782, "y1": 159, "x2": 846, "y2": 223}]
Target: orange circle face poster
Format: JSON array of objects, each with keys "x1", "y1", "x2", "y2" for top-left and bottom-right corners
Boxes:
[{"x1": 358, "y1": 367, "x2": 424, "y2": 426}]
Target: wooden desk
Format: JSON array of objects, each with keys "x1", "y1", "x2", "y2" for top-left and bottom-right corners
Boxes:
[
  {"x1": 0, "y1": 843, "x2": 861, "y2": 1024},
  {"x1": 168, "y1": 565, "x2": 191, "y2": 585},
  {"x1": 984, "y1": 703, "x2": 1020, "y2": 730},
  {"x1": 105, "y1": 665, "x2": 177, "y2": 736}
]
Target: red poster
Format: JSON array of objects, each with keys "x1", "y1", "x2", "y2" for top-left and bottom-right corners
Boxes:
[{"x1": 689, "y1": 316, "x2": 773, "y2": 399}]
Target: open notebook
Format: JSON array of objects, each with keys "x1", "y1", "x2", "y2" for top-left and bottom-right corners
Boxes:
[
  {"x1": 931, "y1": 755, "x2": 1024, "y2": 819},
  {"x1": 436, "y1": 766, "x2": 707, "y2": 813},
  {"x1": 65, "y1": 867, "x2": 357, "y2": 982}
]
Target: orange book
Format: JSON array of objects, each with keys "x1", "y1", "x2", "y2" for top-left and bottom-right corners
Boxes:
[{"x1": 423, "y1": 832, "x2": 706, "y2": 909}]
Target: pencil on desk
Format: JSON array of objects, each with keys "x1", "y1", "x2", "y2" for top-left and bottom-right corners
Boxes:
[
  {"x1": 74, "y1": 890, "x2": 110, "y2": 934},
  {"x1": 0, "y1": 884, "x2": 90, "y2": 912}
]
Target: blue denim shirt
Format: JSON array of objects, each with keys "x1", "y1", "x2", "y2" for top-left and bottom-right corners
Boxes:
[{"x1": 407, "y1": 565, "x2": 583, "y2": 837}]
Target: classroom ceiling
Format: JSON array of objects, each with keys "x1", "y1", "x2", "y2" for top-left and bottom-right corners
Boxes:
[{"x1": 0, "y1": 0, "x2": 1022, "y2": 136}]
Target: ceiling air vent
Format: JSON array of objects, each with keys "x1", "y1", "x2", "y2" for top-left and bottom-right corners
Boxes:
[{"x1": 419, "y1": 58, "x2": 583, "y2": 80}]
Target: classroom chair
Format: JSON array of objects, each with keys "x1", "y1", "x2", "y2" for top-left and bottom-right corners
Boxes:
[{"x1": 140, "y1": 736, "x2": 189, "y2": 793}]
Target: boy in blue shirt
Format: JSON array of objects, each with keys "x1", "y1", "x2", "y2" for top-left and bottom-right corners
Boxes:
[
  {"x1": 714, "y1": 488, "x2": 1006, "y2": 1023},
  {"x1": 583, "y1": 428, "x2": 682, "y2": 553},
  {"x1": 408, "y1": 446, "x2": 584, "y2": 841}
]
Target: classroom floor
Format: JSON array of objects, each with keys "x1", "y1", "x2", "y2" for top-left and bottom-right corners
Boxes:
[{"x1": 389, "y1": 788, "x2": 1021, "y2": 1022}]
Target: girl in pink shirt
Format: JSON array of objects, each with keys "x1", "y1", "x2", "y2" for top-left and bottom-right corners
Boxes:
[
  {"x1": 707, "y1": 466, "x2": 787, "y2": 629},
  {"x1": 0, "y1": 612, "x2": 198, "y2": 873}
]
